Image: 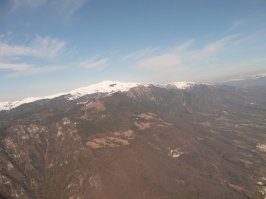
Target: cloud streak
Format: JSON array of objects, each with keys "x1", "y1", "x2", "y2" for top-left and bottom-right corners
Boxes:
[
  {"x1": 136, "y1": 34, "x2": 241, "y2": 71},
  {"x1": 0, "y1": 63, "x2": 31, "y2": 71},
  {"x1": 11, "y1": 0, "x2": 89, "y2": 18},
  {"x1": 12, "y1": 0, "x2": 47, "y2": 10},
  {"x1": 79, "y1": 56, "x2": 109, "y2": 69},
  {"x1": 49, "y1": 0, "x2": 89, "y2": 18},
  {"x1": 190, "y1": 34, "x2": 241, "y2": 61},
  {"x1": 122, "y1": 47, "x2": 158, "y2": 61}
]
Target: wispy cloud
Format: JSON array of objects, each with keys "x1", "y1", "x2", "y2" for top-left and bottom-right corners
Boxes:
[
  {"x1": 49, "y1": 0, "x2": 89, "y2": 18},
  {"x1": 7, "y1": 66, "x2": 63, "y2": 77},
  {"x1": 0, "y1": 62, "x2": 31, "y2": 71},
  {"x1": 175, "y1": 40, "x2": 194, "y2": 51},
  {"x1": 12, "y1": 0, "x2": 47, "y2": 10},
  {"x1": 136, "y1": 54, "x2": 181, "y2": 71},
  {"x1": 232, "y1": 20, "x2": 245, "y2": 29},
  {"x1": 130, "y1": 34, "x2": 244, "y2": 82},
  {"x1": 190, "y1": 34, "x2": 241, "y2": 61},
  {"x1": 122, "y1": 47, "x2": 158, "y2": 61},
  {"x1": 0, "y1": 35, "x2": 67, "y2": 77},
  {"x1": 0, "y1": 36, "x2": 66, "y2": 59},
  {"x1": 136, "y1": 34, "x2": 241, "y2": 71},
  {"x1": 79, "y1": 56, "x2": 109, "y2": 69},
  {"x1": 0, "y1": 62, "x2": 63, "y2": 77},
  {"x1": 11, "y1": 0, "x2": 89, "y2": 18},
  {"x1": 227, "y1": 57, "x2": 266, "y2": 70}
]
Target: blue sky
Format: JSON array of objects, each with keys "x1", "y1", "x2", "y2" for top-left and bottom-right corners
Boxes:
[{"x1": 0, "y1": 0, "x2": 266, "y2": 101}]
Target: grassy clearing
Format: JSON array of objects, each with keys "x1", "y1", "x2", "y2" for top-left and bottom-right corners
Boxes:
[
  {"x1": 259, "y1": 166, "x2": 266, "y2": 176},
  {"x1": 234, "y1": 140, "x2": 250, "y2": 149}
]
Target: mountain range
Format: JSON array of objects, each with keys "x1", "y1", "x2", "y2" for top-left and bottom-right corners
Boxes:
[
  {"x1": 1, "y1": 79, "x2": 266, "y2": 199},
  {"x1": 217, "y1": 73, "x2": 266, "y2": 87},
  {"x1": 0, "y1": 81, "x2": 196, "y2": 111},
  {"x1": 2, "y1": 72, "x2": 266, "y2": 112}
]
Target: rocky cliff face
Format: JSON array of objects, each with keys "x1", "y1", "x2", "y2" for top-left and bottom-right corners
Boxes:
[{"x1": 1, "y1": 85, "x2": 266, "y2": 199}]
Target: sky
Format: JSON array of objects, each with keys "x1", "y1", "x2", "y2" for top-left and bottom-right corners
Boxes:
[{"x1": 0, "y1": 0, "x2": 266, "y2": 101}]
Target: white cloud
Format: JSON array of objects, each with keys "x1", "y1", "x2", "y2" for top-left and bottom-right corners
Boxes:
[
  {"x1": 0, "y1": 36, "x2": 66, "y2": 59},
  {"x1": 122, "y1": 47, "x2": 159, "y2": 61},
  {"x1": 79, "y1": 56, "x2": 109, "y2": 69}
]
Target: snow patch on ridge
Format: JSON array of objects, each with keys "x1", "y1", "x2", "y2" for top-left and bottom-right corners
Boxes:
[
  {"x1": 144, "y1": 82, "x2": 165, "y2": 88},
  {"x1": 144, "y1": 81, "x2": 196, "y2": 89},
  {"x1": 68, "y1": 81, "x2": 140, "y2": 100},
  {"x1": 170, "y1": 81, "x2": 195, "y2": 89}
]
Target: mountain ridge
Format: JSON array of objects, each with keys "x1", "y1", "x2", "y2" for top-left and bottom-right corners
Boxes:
[{"x1": 0, "y1": 81, "x2": 202, "y2": 111}]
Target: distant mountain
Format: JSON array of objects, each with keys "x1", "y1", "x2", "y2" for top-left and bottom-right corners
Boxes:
[
  {"x1": 217, "y1": 73, "x2": 266, "y2": 87},
  {"x1": 0, "y1": 81, "x2": 198, "y2": 111}
]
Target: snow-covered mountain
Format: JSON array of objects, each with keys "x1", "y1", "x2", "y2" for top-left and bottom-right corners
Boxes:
[
  {"x1": 0, "y1": 80, "x2": 199, "y2": 111},
  {"x1": 217, "y1": 73, "x2": 266, "y2": 87}
]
